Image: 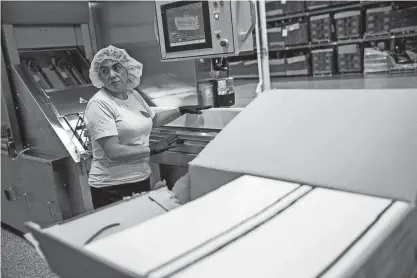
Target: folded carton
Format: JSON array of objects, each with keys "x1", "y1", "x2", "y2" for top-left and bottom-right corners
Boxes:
[{"x1": 189, "y1": 89, "x2": 417, "y2": 204}]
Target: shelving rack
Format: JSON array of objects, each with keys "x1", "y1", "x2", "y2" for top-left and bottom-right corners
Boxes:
[{"x1": 229, "y1": 0, "x2": 417, "y2": 80}]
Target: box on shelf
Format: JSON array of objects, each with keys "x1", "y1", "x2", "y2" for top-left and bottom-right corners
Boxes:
[
  {"x1": 265, "y1": 1, "x2": 286, "y2": 17},
  {"x1": 284, "y1": 22, "x2": 309, "y2": 46},
  {"x1": 285, "y1": 1, "x2": 306, "y2": 14},
  {"x1": 312, "y1": 48, "x2": 335, "y2": 75},
  {"x1": 390, "y1": 6, "x2": 417, "y2": 33},
  {"x1": 306, "y1": 1, "x2": 331, "y2": 10},
  {"x1": 229, "y1": 60, "x2": 259, "y2": 77},
  {"x1": 365, "y1": 6, "x2": 392, "y2": 36},
  {"x1": 267, "y1": 27, "x2": 285, "y2": 47},
  {"x1": 269, "y1": 58, "x2": 287, "y2": 76},
  {"x1": 335, "y1": 10, "x2": 361, "y2": 40},
  {"x1": 337, "y1": 44, "x2": 361, "y2": 73},
  {"x1": 286, "y1": 54, "x2": 310, "y2": 76},
  {"x1": 266, "y1": 1, "x2": 305, "y2": 16},
  {"x1": 363, "y1": 47, "x2": 389, "y2": 74},
  {"x1": 310, "y1": 14, "x2": 332, "y2": 43}
]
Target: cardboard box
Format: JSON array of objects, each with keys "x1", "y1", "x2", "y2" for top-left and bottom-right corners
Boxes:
[
  {"x1": 188, "y1": 89, "x2": 417, "y2": 203},
  {"x1": 78, "y1": 176, "x2": 416, "y2": 278}
]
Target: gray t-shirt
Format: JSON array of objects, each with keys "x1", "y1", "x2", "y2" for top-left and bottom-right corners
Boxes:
[{"x1": 84, "y1": 89, "x2": 156, "y2": 187}]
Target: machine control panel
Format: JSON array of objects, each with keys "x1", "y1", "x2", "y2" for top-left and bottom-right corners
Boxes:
[{"x1": 154, "y1": 0, "x2": 255, "y2": 61}]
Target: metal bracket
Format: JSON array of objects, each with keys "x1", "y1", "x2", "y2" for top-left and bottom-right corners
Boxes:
[{"x1": 4, "y1": 186, "x2": 23, "y2": 201}]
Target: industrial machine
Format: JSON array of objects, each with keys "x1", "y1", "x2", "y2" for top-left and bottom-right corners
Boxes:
[
  {"x1": 154, "y1": 0, "x2": 256, "y2": 108},
  {"x1": 1, "y1": 1, "x2": 98, "y2": 232},
  {"x1": 1, "y1": 0, "x2": 256, "y2": 233}
]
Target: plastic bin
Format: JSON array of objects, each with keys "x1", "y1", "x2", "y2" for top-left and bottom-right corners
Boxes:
[
  {"x1": 310, "y1": 14, "x2": 332, "y2": 42},
  {"x1": 312, "y1": 48, "x2": 335, "y2": 75},
  {"x1": 269, "y1": 58, "x2": 287, "y2": 76},
  {"x1": 286, "y1": 54, "x2": 310, "y2": 76},
  {"x1": 284, "y1": 22, "x2": 309, "y2": 46},
  {"x1": 267, "y1": 27, "x2": 285, "y2": 47},
  {"x1": 306, "y1": 1, "x2": 331, "y2": 10},
  {"x1": 335, "y1": 10, "x2": 361, "y2": 40},
  {"x1": 266, "y1": 1, "x2": 286, "y2": 17},
  {"x1": 390, "y1": 6, "x2": 417, "y2": 33},
  {"x1": 285, "y1": 1, "x2": 305, "y2": 14},
  {"x1": 337, "y1": 44, "x2": 361, "y2": 73}
]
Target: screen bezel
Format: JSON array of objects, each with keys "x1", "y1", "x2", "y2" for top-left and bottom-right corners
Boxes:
[{"x1": 160, "y1": 1, "x2": 213, "y2": 53}]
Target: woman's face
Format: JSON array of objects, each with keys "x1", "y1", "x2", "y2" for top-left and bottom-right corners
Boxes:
[{"x1": 99, "y1": 59, "x2": 128, "y2": 93}]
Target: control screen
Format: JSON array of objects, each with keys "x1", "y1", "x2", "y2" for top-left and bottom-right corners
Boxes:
[{"x1": 161, "y1": 1, "x2": 212, "y2": 53}]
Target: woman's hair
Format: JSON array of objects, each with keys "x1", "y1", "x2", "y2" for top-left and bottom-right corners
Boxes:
[{"x1": 89, "y1": 45, "x2": 143, "y2": 89}]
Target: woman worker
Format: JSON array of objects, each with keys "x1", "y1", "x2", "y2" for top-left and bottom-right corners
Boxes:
[{"x1": 85, "y1": 45, "x2": 209, "y2": 209}]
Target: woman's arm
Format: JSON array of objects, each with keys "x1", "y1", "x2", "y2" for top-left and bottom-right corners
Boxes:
[
  {"x1": 152, "y1": 108, "x2": 181, "y2": 127},
  {"x1": 97, "y1": 136, "x2": 150, "y2": 162}
]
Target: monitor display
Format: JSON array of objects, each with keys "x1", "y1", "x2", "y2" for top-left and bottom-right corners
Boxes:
[{"x1": 161, "y1": 1, "x2": 212, "y2": 53}]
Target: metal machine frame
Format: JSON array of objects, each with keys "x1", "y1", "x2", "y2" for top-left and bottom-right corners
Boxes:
[
  {"x1": 154, "y1": 0, "x2": 256, "y2": 62},
  {"x1": 1, "y1": 1, "x2": 98, "y2": 232}
]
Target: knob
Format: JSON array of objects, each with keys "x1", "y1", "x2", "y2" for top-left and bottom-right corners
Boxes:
[{"x1": 220, "y1": 39, "x2": 229, "y2": 47}]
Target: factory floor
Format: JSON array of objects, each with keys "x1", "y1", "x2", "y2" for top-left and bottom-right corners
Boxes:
[{"x1": 1, "y1": 226, "x2": 58, "y2": 278}]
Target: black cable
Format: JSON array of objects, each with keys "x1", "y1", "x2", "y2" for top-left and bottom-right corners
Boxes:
[{"x1": 84, "y1": 223, "x2": 120, "y2": 245}]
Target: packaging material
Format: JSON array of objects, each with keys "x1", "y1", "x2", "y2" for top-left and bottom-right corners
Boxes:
[
  {"x1": 188, "y1": 89, "x2": 417, "y2": 203},
  {"x1": 337, "y1": 44, "x2": 361, "y2": 73},
  {"x1": 286, "y1": 54, "x2": 309, "y2": 76},
  {"x1": 335, "y1": 10, "x2": 361, "y2": 40},
  {"x1": 365, "y1": 6, "x2": 392, "y2": 35},
  {"x1": 364, "y1": 47, "x2": 389, "y2": 73},
  {"x1": 310, "y1": 14, "x2": 332, "y2": 42},
  {"x1": 312, "y1": 48, "x2": 334, "y2": 75},
  {"x1": 306, "y1": 0, "x2": 331, "y2": 10},
  {"x1": 84, "y1": 175, "x2": 305, "y2": 276},
  {"x1": 267, "y1": 27, "x2": 285, "y2": 47},
  {"x1": 269, "y1": 58, "x2": 287, "y2": 76},
  {"x1": 284, "y1": 22, "x2": 309, "y2": 45},
  {"x1": 390, "y1": 6, "x2": 417, "y2": 33},
  {"x1": 82, "y1": 180, "x2": 416, "y2": 278}
]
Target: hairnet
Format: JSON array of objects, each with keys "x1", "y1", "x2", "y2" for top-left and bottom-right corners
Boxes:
[{"x1": 89, "y1": 45, "x2": 143, "y2": 89}]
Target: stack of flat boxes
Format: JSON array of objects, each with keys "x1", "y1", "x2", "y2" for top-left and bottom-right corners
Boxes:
[
  {"x1": 305, "y1": 0, "x2": 331, "y2": 10},
  {"x1": 337, "y1": 44, "x2": 361, "y2": 73},
  {"x1": 312, "y1": 48, "x2": 334, "y2": 75},
  {"x1": 267, "y1": 27, "x2": 285, "y2": 47},
  {"x1": 285, "y1": 22, "x2": 309, "y2": 46},
  {"x1": 335, "y1": 10, "x2": 361, "y2": 40},
  {"x1": 365, "y1": 6, "x2": 392, "y2": 36},
  {"x1": 310, "y1": 14, "x2": 332, "y2": 43}
]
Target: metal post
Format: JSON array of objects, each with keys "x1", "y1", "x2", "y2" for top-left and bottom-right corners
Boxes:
[{"x1": 258, "y1": 0, "x2": 271, "y2": 91}]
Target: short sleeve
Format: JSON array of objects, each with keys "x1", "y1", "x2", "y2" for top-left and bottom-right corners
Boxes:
[
  {"x1": 85, "y1": 100, "x2": 118, "y2": 141},
  {"x1": 132, "y1": 89, "x2": 156, "y2": 119}
]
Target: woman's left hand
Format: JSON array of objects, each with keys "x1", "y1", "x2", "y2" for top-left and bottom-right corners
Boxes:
[{"x1": 179, "y1": 105, "x2": 211, "y2": 115}]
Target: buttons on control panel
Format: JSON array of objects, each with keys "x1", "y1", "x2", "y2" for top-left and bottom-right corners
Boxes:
[
  {"x1": 220, "y1": 39, "x2": 229, "y2": 47},
  {"x1": 213, "y1": 1, "x2": 218, "y2": 8},
  {"x1": 220, "y1": 1, "x2": 224, "y2": 7},
  {"x1": 214, "y1": 13, "x2": 219, "y2": 20}
]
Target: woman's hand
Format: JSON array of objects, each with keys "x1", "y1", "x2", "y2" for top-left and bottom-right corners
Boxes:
[
  {"x1": 149, "y1": 134, "x2": 184, "y2": 155},
  {"x1": 178, "y1": 105, "x2": 212, "y2": 115}
]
